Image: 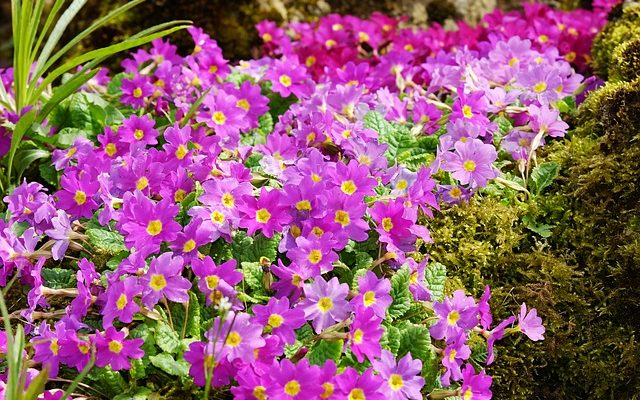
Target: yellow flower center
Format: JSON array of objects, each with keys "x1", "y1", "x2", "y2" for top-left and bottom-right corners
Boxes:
[
  {"x1": 308, "y1": 249, "x2": 323, "y2": 265},
  {"x1": 150, "y1": 274, "x2": 167, "y2": 291},
  {"x1": 321, "y1": 383, "x2": 335, "y2": 399},
  {"x1": 134, "y1": 129, "x2": 144, "y2": 140},
  {"x1": 381, "y1": 217, "x2": 394, "y2": 232},
  {"x1": 325, "y1": 39, "x2": 337, "y2": 48},
  {"x1": 317, "y1": 297, "x2": 333, "y2": 313},
  {"x1": 538, "y1": 34, "x2": 549, "y2": 43},
  {"x1": 74, "y1": 190, "x2": 87, "y2": 206},
  {"x1": 183, "y1": 239, "x2": 196, "y2": 253},
  {"x1": 279, "y1": 74, "x2": 292, "y2": 88},
  {"x1": 306, "y1": 56, "x2": 316, "y2": 67},
  {"x1": 363, "y1": 291, "x2": 376, "y2": 306},
  {"x1": 209, "y1": 65, "x2": 218, "y2": 74},
  {"x1": 50, "y1": 339, "x2": 60, "y2": 355},
  {"x1": 116, "y1": 293, "x2": 128, "y2": 310},
  {"x1": 212, "y1": 111, "x2": 227, "y2": 125},
  {"x1": 254, "y1": 386, "x2": 268, "y2": 400},
  {"x1": 211, "y1": 210, "x2": 225, "y2": 224},
  {"x1": 146, "y1": 220, "x2": 163, "y2": 236},
  {"x1": 175, "y1": 144, "x2": 188, "y2": 160},
  {"x1": 284, "y1": 380, "x2": 301, "y2": 396},
  {"x1": 206, "y1": 275, "x2": 219, "y2": 290},
  {"x1": 136, "y1": 176, "x2": 149, "y2": 191},
  {"x1": 256, "y1": 208, "x2": 271, "y2": 223},
  {"x1": 410, "y1": 271, "x2": 419, "y2": 285},
  {"x1": 508, "y1": 57, "x2": 519, "y2": 67},
  {"x1": 105, "y1": 143, "x2": 117, "y2": 157},
  {"x1": 358, "y1": 155, "x2": 371, "y2": 166},
  {"x1": 133, "y1": 87, "x2": 143, "y2": 98},
  {"x1": 449, "y1": 187, "x2": 462, "y2": 198},
  {"x1": 396, "y1": 179, "x2": 408, "y2": 190},
  {"x1": 463, "y1": 389, "x2": 474, "y2": 400},
  {"x1": 533, "y1": 82, "x2": 547, "y2": 93},
  {"x1": 449, "y1": 349, "x2": 457, "y2": 362},
  {"x1": 311, "y1": 173, "x2": 322, "y2": 183},
  {"x1": 463, "y1": 160, "x2": 477, "y2": 172},
  {"x1": 312, "y1": 226, "x2": 324, "y2": 238},
  {"x1": 389, "y1": 374, "x2": 404, "y2": 391},
  {"x1": 262, "y1": 33, "x2": 273, "y2": 42},
  {"x1": 335, "y1": 210, "x2": 350, "y2": 227},
  {"x1": 174, "y1": 189, "x2": 187, "y2": 203},
  {"x1": 222, "y1": 192, "x2": 235, "y2": 208},
  {"x1": 77, "y1": 342, "x2": 90, "y2": 354},
  {"x1": 290, "y1": 225, "x2": 301, "y2": 238},
  {"x1": 236, "y1": 99, "x2": 250, "y2": 111},
  {"x1": 447, "y1": 310, "x2": 460, "y2": 325},
  {"x1": 348, "y1": 388, "x2": 366, "y2": 400},
  {"x1": 268, "y1": 313, "x2": 284, "y2": 328},
  {"x1": 341, "y1": 180, "x2": 357, "y2": 195},
  {"x1": 353, "y1": 328, "x2": 364, "y2": 344},
  {"x1": 462, "y1": 105, "x2": 473, "y2": 119},
  {"x1": 108, "y1": 340, "x2": 123, "y2": 353},
  {"x1": 358, "y1": 32, "x2": 370, "y2": 42},
  {"x1": 296, "y1": 200, "x2": 312, "y2": 211},
  {"x1": 226, "y1": 331, "x2": 242, "y2": 347},
  {"x1": 292, "y1": 274, "x2": 302, "y2": 287},
  {"x1": 564, "y1": 51, "x2": 576, "y2": 62}
]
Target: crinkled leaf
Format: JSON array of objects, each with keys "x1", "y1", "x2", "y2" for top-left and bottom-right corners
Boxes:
[
  {"x1": 169, "y1": 291, "x2": 202, "y2": 339},
  {"x1": 155, "y1": 322, "x2": 181, "y2": 354},
  {"x1": 307, "y1": 339, "x2": 343, "y2": 366},
  {"x1": 149, "y1": 353, "x2": 190, "y2": 377},
  {"x1": 397, "y1": 323, "x2": 431, "y2": 362},
  {"x1": 388, "y1": 266, "x2": 411, "y2": 320},
  {"x1": 530, "y1": 161, "x2": 559, "y2": 196},
  {"x1": 42, "y1": 268, "x2": 76, "y2": 289},
  {"x1": 86, "y1": 367, "x2": 127, "y2": 399},
  {"x1": 86, "y1": 228, "x2": 126, "y2": 255},
  {"x1": 381, "y1": 323, "x2": 401, "y2": 355},
  {"x1": 130, "y1": 323, "x2": 157, "y2": 356},
  {"x1": 232, "y1": 231, "x2": 280, "y2": 264},
  {"x1": 425, "y1": 262, "x2": 446, "y2": 303},
  {"x1": 240, "y1": 262, "x2": 265, "y2": 294}
]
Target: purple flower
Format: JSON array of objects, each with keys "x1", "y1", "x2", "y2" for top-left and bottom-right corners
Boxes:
[
  {"x1": 264, "y1": 58, "x2": 310, "y2": 98},
  {"x1": 197, "y1": 90, "x2": 247, "y2": 142},
  {"x1": 460, "y1": 364, "x2": 492, "y2": 400},
  {"x1": 102, "y1": 276, "x2": 142, "y2": 326},
  {"x1": 56, "y1": 172, "x2": 100, "y2": 219},
  {"x1": 335, "y1": 367, "x2": 384, "y2": 400},
  {"x1": 528, "y1": 104, "x2": 569, "y2": 138},
  {"x1": 441, "y1": 332, "x2": 471, "y2": 386},
  {"x1": 239, "y1": 187, "x2": 292, "y2": 238},
  {"x1": 252, "y1": 297, "x2": 306, "y2": 345},
  {"x1": 430, "y1": 290, "x2": 479, "y2": 341},
  {"x1": 517, "y1": 303, "x2": 545, "y2": 341},
  {"x1": 118, "y1": 114, "x2": 159, "y2": 148},
  {"x1": 441, "y1": 138, "x2": 498, "y2": 188},
  {"x1": 121, "y1": 75, "x2": 153, "y2": 108},
  {"x1": 212, "y1": 311, "x2": 266, "y2": 364},
  {"x1": 94, "y1": 327, "x2": 144, "y2": 371},
  {"x1": 350, "y1": 308, "x2": 383, "y2": 363},
  {"x1": 268, "y1": 359, "x2": 323, "y2": 399},
  {"x1": 351, "y1": 271, "x2": 392, "y2": 319},
  {"x1": 287, "y1": 235, "x2": 338, "y2": 275},
  {"x1": 58, "y1": 330, "x2": 92, "y2": 371},
  {"x1": 372, "y1": 350, "x2": 425, "y2": 400},
  {"x1": 192, "y1": 256, "x2": 242, "y2": 305},
  {"x1": 301, "y1": 276, "x2": 351, "y2": 333},
  {"x1": 184, "y1": 340, "x2": 233, "y2": 387},
  {"x1": 486, "y1": 316, "x2": 516, "y2": 365},
  {"x1": 44, "y1": 210, "x2": 73, "y2": 261},
  {"x1": 141, "y1": 252, "x2": 191, "y2": 308}
]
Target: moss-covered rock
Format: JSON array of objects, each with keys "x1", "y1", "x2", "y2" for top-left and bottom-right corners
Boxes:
[{"x1": 591, "y1": 4, "x2": 640, "y2": 79}]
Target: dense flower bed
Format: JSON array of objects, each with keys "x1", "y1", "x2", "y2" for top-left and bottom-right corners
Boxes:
[{"x1": 0, "y1": 2, "x2": 618, "y2": 399}]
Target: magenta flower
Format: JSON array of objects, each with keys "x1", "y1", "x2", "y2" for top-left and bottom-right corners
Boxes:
[
  {"x1": 486, "y1": 316, "x2": 516, "y2": 365},
  {"x1": 351, "y1": 271, "x2": 392, "y2": 319},
  {"x1": 94, "y1": 327, "x2": 144, "y2": 371},
  {"x1": 350, "y1": 308, "x2": 383, "y2": 363},
  {"x1": 528, "y1": 104, "x2": 569, "y2": 138},
  {"x1": 197, "y1": 90, "x2": 247, "y2": 140},
  {"x1": 212, "y1": 311, "x2": 266, "y2": 364},
  {"x1": 441, "y1": 138, "x2": 498, "y2": 188},
  {"x1": 119, "y1": 191, "x2": 181, "y2": 256},
  {"x1": 238, "y1": 187, "x2": 292, "y2": 238},
  {"x1": 252, "y1": 297, "x2": 306, "y2": 345},
  {"x1": 301, "y1": 276, "x2": 351, "y2": 333},
  {"x1": 329, "y1": 160, "x2": 378, "y2": 200},
  {"x1": 372, "y1": 350, "x2": 425, "y2": 400},
  {"x1": 102, "y1": 276, "x2": 142, "y2": 326},
  {"x1": 184, "y1": 341, "x2": 233, "y2": 387},
  {"x1": 335, "y1": 367, "x2": 384, "y2": 400},
  {"x1": 517, "y1": 303, "x2": 545, "y2": 341},
  {"x1": 271, "y1": 260, "x2": 313, "y2": 302},
  {"x1": 32, "y1": 322, "x2": 62, "y2": 377},
  {"x1": 430, "y1": 290, "x2": 479, "y2": 341},
  {"x1": 141, "y1": 252, "x2": 191, "y2": 308},
  {"x1": 264, "y1": 58, "x2": 310, "y2": 98},
  {"x1": 287, "y1": 235, "x2": 338, "y2": 275},
  {"x1": 269, "y1": 359, "x2": 323, "y2": 399},
  {"x1": 58, "y1": 330, "x2": 92, "y2": 371},
  {"x1": 118, "y1": 114, "x2": 159, "y2": 147},
  {"x1": 460, "y1": 364, "x2": 492, "y2": 400},
  {"x1": 369, "y1": 199, "x2": 415, "y2": 254},
  {"x1": 191, "y1": 257, "x2": 242, "y2": 305},
  {"x1": 441, "y1": 332, "x2": 471, "y2": 386},
  {"x1": 121, "y1": 75, "x2": 153, "y2": 108}
]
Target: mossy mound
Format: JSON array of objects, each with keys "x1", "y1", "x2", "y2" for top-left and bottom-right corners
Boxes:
[{"x1": 591, "y1": 4, "x2": 640, "y2": 79}]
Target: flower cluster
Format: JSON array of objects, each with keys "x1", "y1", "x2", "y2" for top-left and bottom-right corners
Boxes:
[{"x1": 0, "y1": 1, "x2": 615, "y2": 398}]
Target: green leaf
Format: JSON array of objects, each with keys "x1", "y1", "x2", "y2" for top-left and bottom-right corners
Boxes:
[
  {"x1": 169, "y1": 291, "x2": 202, "y2": 339},
  {"x1": 38, "y1": 163, "x2": 58, "y2": 186},
  {"x1": 129, "y1": 358, "x2": 147, "y2": 380},
  {"x1": 13, "y1": 147, "x2": 49, "y2": 178},
  {"x1": 130, "y1": 323, "x2": 157, "y2": 356},
  {"x1": 240, "y1": 262, "x2": 265, "y2": 294},
  {"x1": 113, "y1": 387, "x2": 153, "y2": 400},
  {"x1": 42, "y1": 268, "x2": 76, "y2": 289},
  {"x1": 388, "y1": 267, "x2": 411, "y2": 320},
  {"x1": 86, "y1": 367, "x2": 127, "y2": 399},
  {"x1": 530, "y1": 162, "x2": 559, "y2": 196},
  {"x1": 363, "y1": 111, "x2": 393, "y2": 137},
  {"x1": 86, "y1": 228, "x2": 127, "y2": 255},
  {"x1": 149, "y1": 353, "x2": 190, "y2": 377},
  {"x1": 155, "y1": 322, "x2": 181, "y2": 354},
  {"x1": 381, "y1": 323, "x2": 401, "y2": 355},
  {"x1": 232, "y1": 231, "x2": 280, "y2": 264},
  {"x1": 397, "y1": 323, "x2": 431, "y2": 361},
  {"x1": 296, "y1": 324, "x2": 314, "y2": 342},
  {"x1": 307, "y1": 340, "x2": 343, "y2": 366},
  {"x1": 425, "y1": 262, "x2": 447, "y2": 303}
]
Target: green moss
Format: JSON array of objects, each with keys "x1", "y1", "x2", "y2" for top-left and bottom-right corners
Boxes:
[
  {"x1": 610, "y1": 37, "x2": 640, "y2": 82},
  {"x1": 591, "y1": 5, "x2": 640, "y2": 80}
]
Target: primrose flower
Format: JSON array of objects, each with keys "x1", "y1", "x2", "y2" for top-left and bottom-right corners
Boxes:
[
  {"x1": 351, "y1": 271, "x2": 392, "y2": 319},
  {"x1": 212, "y1": 311, "x2": 266, "y2": 364},
  {"x1": 372, "y1": 350, "x2": 425, "y2": 400},
  {"x1": 335, "y1": 367, "x2": 384, "y2": 400},
  {"x1": 301, "y1": 276, "x2": 351, "y2": 333},
  {"x1": 252, "y1": 297, "x2": 306, "y2": 345},
  {"x1": 192, "y1": 257, "x2": 242, "y2": 305},
  {"x1": 441, "y1": 138, "x2": 498, "y2": 188},
  {"x1": 517, "y1": 303, "x2": 545, "y2": 341},
  {"x1": 118, "y1": 114, "x2": 159, "y2": 148},
  {"x1": 141, "y1": 252, "x2": 191, "y2": 308},
  {"x1": 265, "y1": 58, "x2": 310, "y2": 98},
  {"x1": 32, "y1": 322, "x2": 63, "y2": 378},
  {"x1": 441, "y1": 332, "x2": 471, "y2": 386},
  {"x1": 460, "y1": 364, "x2": 493, "y2": 400},
  {"x1": 350, "y1": 308, "x2": 383, "y2": 363},
  {"x1": 486, "y1": 316, "x2": 516, "y2": 365},
  {"x1": 271, "y1": 260, "x2": 313, "y2": 302},
  {"x1": 329, "y1": 160, "x2": 378, "y2": 200},
  {"x1": 184, "y1": 341, "x2": 233, "y2": 387},
  {"x1": 121, "y1": 75, "x2": 153, "y2": 108},
  {"x1": 430, "y1": 290, "x2": 479, "y2": 341},
  {"x1": 56, "y1": 172, "x2": 99, "y2": 219},
  {"x1": 94, "y1": 327, "x2": 144, "y2": 371},
  {"x1": 197, "y1": 90, "x2": 247, "y2": 141},
  {"x1": 58, "y1": 329, "x2": 92, "y2": 371},
  {"x1": 287, "y1": 235, "x2": 338, "y2": 274},
  {"x1": 238, "y1": 187, "x2": 292, "y2": 238},
  {"x1": 269, "y1": 359, "x2": 323, "y2": 399},
  {"x1": 102, "y1": 276, "x2": 142, "y2": 326},
  {"x1": 44, "y1": 210, "x2": 74, "y2": 261}
]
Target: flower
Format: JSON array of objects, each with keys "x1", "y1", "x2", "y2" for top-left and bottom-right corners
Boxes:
[
  {"x1": 517, "y1": 303, "x2": 545, "y2": 341},
  {"x1": 486, "y1": 316, "x2": 516, "y2": 365},
  {"x1": 286, "y1": 235, "x2": 338, "y2": 275},
  {"x1": 184, "y1": 340, "x2": 233, "y2": 387},
  {"x1": 372, "y1": 350, "x2": 425, "y2": 400},
  {"x1": 118, "y1": 114, "x2": 159, "y2": 148},
  {"x1": 441, "y1": 138, "x2": 498, "y2": 188},
  {"x1": 238, "y1": 187, "x2": 292, "y2": 238},
  {"x1": 58, "y1": 329, "x2": 92, "y2": 371},
  {"x1": 460, "y1": 364, "x2": 492, "y2": 400},
  {"x1": 335, "y1": 367, "x2": 384, "y2": 400},
  {"x1": 351, "y1": 271, "x2": 392, "y2": 319},
  {"x1": 301, "y1": 276, "x2": 351, "y2": 333},
  {"x1": 192, "y1": 257, "x2": 242, "y2": 305},
  {"x1": 212, "y1": 312, "x2": 266, "y2": 364},
  {"x1": 264, "y1": 58, "x2": 310, "y2": 98},
  {"x1": 430, "y1": 290, "x2": 479, "y2": 341},
  {"x1": 121, "y1": 75, "x2": 153, "y2": 108},
  {"x1": 269, "y1": 359, "x2": 323, "y2": 399},
  {"x1": 94, "y1": 327, "x2": 144, "y2": 371},
  {"x1": 252, "y1": 297, "x2": 306, "y2": 345},
  {"x1": 141, "y1": 252, "x2": 191, "y2": 308},
  {"x1": 102, "y1": 276, "x2": 142, "y2": 326},
  {"x1": 349, "y1": 308, "x2": 383, "y2": 363},
  {"x1": 441, "y1": 332, "x2": 471, "y2": 386}
]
